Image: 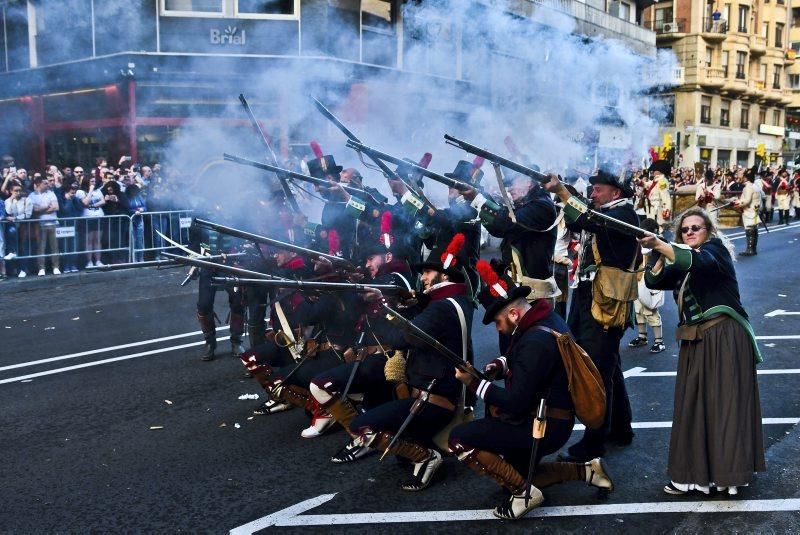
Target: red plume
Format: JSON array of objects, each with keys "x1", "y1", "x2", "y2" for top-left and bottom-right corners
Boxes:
[
  {"x1": 327, "y1": 229, "x2": 341, "y2": 255},
  {"x1": 418, "y1": 152, "x2": 432, "y2": 169},
  {"x1": 440, "y1": 233, "x2": 465, "y2": 268},
  {"x1": 380, "y1": 211, "x2": 393, "y2": 234},
  {"x1": 472, "y1": 156, "x2": 485, "y2": 169},
  {"x1": 649, "y1": 147, "x2": 658, "y2": 163},
  {"x1": 476, "y1": 260, "x2": 508, "y2": 298},
  {"x1": 310, "y1": 140, "x2": 324, "y2": 159}
]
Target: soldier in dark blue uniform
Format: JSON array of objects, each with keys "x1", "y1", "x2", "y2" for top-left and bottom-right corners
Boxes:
[
  {"x1": 449, "y1": 260, "x2": 612, "y2": 521},
  {"x1": 349, "y1": 233, "x2": 474, "y2": 491}
]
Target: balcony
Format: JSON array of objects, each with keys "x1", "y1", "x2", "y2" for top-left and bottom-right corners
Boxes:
[
  {"x1": 782, "y1": 88, "x2": 793, "y2": 105},
  {"x1": 750, "y1": 35, "x2": 767, "y2": 56},
  {"x1": 701, "y1": 66, "x2": 727, "y2": 88},
  {"x1": 702, "y1": 17, "x2": 728, "y2": 42},
  {"x1": 647, "y1": 18, "x2": 687, "y2": 42},
  {"x1": 723, "y1": 75, "x2": 749, "y2": 94}
]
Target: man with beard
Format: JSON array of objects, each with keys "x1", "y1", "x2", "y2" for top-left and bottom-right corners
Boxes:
[
  {"x1": 349, "y1": 233, "x2": 474, "y2": 491},
  {"x1": 543, "y1": 169, "x2": 639, "y2": 462},
  {"x1": 309, "y1": 217, "x2": 417, "y2": 463},
  {"x1": 449, "y1": 260, "x2": 613, "y2": 520}
]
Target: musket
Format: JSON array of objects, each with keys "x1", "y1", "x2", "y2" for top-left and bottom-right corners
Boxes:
[
  {"x1": 210, "y1": 276, "x2": 411, "y2": 296},
  {"x1": 193, "y1": 217, "x2": 357, "y2": 272},
  {"x1": 85, "y1": 253, "x2": 246, "y2": 272},
  {"x1": 161, "y1": 252, "x2": 284, "y2": 280},
  {"x1": 524, "y1": 398, "x2": 548, "y2": 506},
  {"x1": 444, "y1": 134, "x2": 550, "y2": 184},
  {"x1": 380, "y1": 378, "x2": 437, "y2": 461},
  {"x1": 238, "y1": 93, "x2": 300, "y2": 212},
  {"x1": 311, "y1": 96, "x2": 426, "y2": 201},
  {"x1": 381, "y1": 301, "x2": 487, "y2": 381},
  {"x1": 346, "y1": 140, "x2": 476, "y2": 193},
  {"x1": 222, "y1": 153, "x2": 387, "y2": 206},
  {"x1": 708, "y1": 201, "x2": 733, "y2": 213}
]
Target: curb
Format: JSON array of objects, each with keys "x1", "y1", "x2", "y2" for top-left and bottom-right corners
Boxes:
[{"x1": 0, "y1": 266, "x2": 186, "y2": 294}]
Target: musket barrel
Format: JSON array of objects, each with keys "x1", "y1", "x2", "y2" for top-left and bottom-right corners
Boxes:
[
  {"x1": 346, "y1": 140, "x2": 470, "y2": 192},
  {"x1": 223, "y1": 153, "x2": 373, "y2": 200},
  {"x1": 192, "y1": 218, "x2": 356, "y2": 271},
  {"x1": 443, "y1": 134, "x2": 549, "y2": 183},
  {"x1": 161, "y1": 252, "x2": 281, "y2": 280},
  {"x1": 211, "y1": 276, "x2": 405, "y2": 293}
]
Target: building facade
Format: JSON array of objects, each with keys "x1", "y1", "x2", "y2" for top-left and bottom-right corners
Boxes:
[
  {"x1": 783, "y1": 3, "x2": 800, "y2": 165},
  {"x1": 0, "y1": 0, "x2": 655, "y2": 170},
  {"x1": 646, "y1": 0, "x2": 793, "y2": 168}
]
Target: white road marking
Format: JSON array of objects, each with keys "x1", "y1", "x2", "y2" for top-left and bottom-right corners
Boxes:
[
  {"x1": 764, "y1": 309, "x2": 800, "y2": 318},
  {"x1": 572, "y1": 417, "x2": 798, "y2": 431},
  {"x1": 230, "y1": 494, "x2": 337, "y2": 535},
  {"x1": 0, "y1": 335, "x2": 231, "y2": 385},
  {"x1": 755, "y1": 335, "x2": 800, "y2": 340},
  {"x1": 726, "y1": 221, "x2": 800, "y2": 241},
  {"x1": 0, "y1": 326, "x2": 230, "y2": 372},
  {"x1": 230, "y1": 493, "x2": 800, "y2": 530},
  {"x1": 624, "y1": 367, "x2": 800, "y2": 377}
]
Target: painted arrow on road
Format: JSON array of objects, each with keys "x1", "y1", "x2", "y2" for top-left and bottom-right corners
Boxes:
[
  {"x1": 624, "y1": 367, "x2": 800, "y2": 377},
  {"x1": 230, "y1": 494, "x2": 800, "y2": 532},
  {"x1": 764, "y1": 309, "x2": 800, "y2": 318}
]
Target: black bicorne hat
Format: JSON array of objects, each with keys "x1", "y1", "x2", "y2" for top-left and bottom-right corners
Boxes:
[
  {"x1": 648, "y1": 159, "x2": 671, "y2": 177},
  {"x1": 476, "y1": 259, "x2": 531, "y2": 324},
  {"x1": 589, "y1": 168, "x2": 635, "y2": 198}
]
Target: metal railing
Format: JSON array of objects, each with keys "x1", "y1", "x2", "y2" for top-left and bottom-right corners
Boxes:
[
  {"x1": 702, "y1": 17, "x2": 728, "y2": 34},
  {"x1": 0, "y1": 210, "x2": 193, "y2": 275}
]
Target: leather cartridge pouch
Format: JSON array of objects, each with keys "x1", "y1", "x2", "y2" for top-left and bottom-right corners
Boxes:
[{"x1": 590, "y1": 238, "x2": 638, "y2": 329}]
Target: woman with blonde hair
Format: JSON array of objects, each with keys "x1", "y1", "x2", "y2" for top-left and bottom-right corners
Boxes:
[{"x1": 639, "y1": 207, "x2": 764, "y2": 496}]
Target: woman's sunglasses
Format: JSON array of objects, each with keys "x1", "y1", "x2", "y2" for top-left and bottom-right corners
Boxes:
[{"x1": 680, "y1": 225, "x2": 706, "y2": 234}]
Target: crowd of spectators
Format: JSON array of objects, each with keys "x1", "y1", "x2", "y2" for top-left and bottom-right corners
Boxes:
[{"x1": 0, "y1": 155, "x2": 180, "y2": 280}]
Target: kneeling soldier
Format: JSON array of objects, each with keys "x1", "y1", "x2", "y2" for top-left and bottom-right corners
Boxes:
[{"x1": 449, "y1": 260, "x2": 613, "y2": 520}]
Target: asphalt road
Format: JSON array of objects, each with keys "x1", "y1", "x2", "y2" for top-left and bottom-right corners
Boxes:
[{"x1": 2, "y1": 222, "x2": 800, "y2": 532}]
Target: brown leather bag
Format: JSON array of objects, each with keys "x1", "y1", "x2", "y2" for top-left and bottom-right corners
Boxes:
[{"x1": 533, "y1": 326, "x2": 606, "y2": 429}]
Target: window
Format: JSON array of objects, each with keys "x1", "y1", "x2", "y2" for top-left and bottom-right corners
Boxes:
[
  {"x1": 737, "y1": 5, "x2": 749, "y2": 33},
  {"x1": 654, "y1": 7, "x2": 674, "y2": 30},
  {"x1": 776, "y1": 23, "x2": 784, "y2": 48},
  {"x1": 794, "y1": 8, "x2": 800, "y2": 28},
  {"x1": 362, "y1": 0, "x2": 397, "y2": 68},
  {"x1": 774, "y1": 110, "x2": 782, "y2": 125},
  {"x1": 762, "y1": 22, "x2": 769, "y2": 40},
  {"x1": 760, "y1": 63, "x2": 767, "y2": 84},
  {"x1": 741, "y1": 105, "x2": 750, "y2": 128},
  {"x1": 774, "y1": 65, "x2": 782, "y2": 88},
  {"x1": 651, "y1": 94, "x2": 675, "y2": 125},
  {"x1": 163, "y1": 0, "x2": 223, "y2": 15},
  {"x1": 161, "y1": 0, "x2": 298, "y2": 18},
  {"x1": 618, "y1": 2, "x2": 631, "y2": 21},
  {"x1": 721, "y1": 99, "x2": 731, "y2": 126},
  {"x1": 722, "y1": 51, "x2": 729, "y2": 77},
  {"x1": 790, "y1": 73, "x2": 800, "y2": 88},
  {"x1": 759, "y1": 107, "x2": 767, "y2": 125},
  {"x1": 705, "y1": 47, "x2": 713, "y2": 68},
  {"x1": 701, "y1": 96, "x2": 712, "y2": 124},
  {"x1": 736, "y1": 51, "x2": 747, "y2": 79},
  {"x1": 724, "y1": 3, "x2": 731, "y2": 25}
]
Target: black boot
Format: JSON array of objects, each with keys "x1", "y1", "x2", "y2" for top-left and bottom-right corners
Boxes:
[
  {"x1": 230, "y1": 312, "x2": 245, "y2": 358},
  {"x1": 784, "y1": 210, "x2": 791, "y2": 226},
  {"x1": 769, "y1": 209, "x2": 775, "y2": 223},
  {"x1": 197, "y1": 312, "x2": 217, "y2": 361},
  {"x1": 740, "y1": 227, "x2": 756, "y2": 256},
  {"x1": 248, "y1": 323, "x2": 266, "y2": 349},
  {"x1": 752, "y1": 227, "x2": 759, "y2": 255}
]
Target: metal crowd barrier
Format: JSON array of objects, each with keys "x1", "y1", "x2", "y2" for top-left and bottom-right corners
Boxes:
[{"x1": 0, "y1": 210, "x2": 194, "y2": 273}]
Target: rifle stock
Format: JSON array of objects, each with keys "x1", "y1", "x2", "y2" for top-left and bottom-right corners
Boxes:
[{"x1": 211, "y1": 276, "x2": 410, "y2": 296}]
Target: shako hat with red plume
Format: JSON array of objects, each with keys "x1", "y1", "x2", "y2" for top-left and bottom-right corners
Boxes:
[
  {"x1": 476, "y1": 259, "x2": 532, "y2": 324},
  {"x1": 306, "y1": 140, "x2": 343, "y2": 179},
  {"x1": 416, "y1": 232, "x2": 468, "y2": 282}
]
